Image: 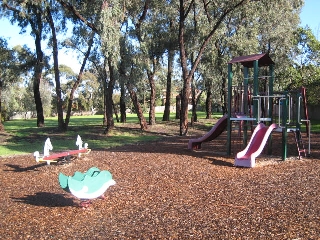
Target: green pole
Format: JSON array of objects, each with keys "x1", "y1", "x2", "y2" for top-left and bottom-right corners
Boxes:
[
  {"x1": 268, "y1": 64, "x2": 274, "y2": 120},
  {"x1": 253, "y1": 60, "x2": 259, "y2": 125},
  {"x1": 267, "y1": 64, "x2": 274, "y2": 155},
  {"x1": 296, "y1": 91, "x2": 301, "y2": 129},
  {"x1": 243, "y1": 67, "x2": 249, "y2": 146},
  {"x1": 295, "y1": 91, "x2": 302, "y2": 147},
  {"x1": 227, "y1": 63, "x2": 233, "y2": 155},
  {"x1": 282, "y1": 92, "x2": 288, "y2": 160}
]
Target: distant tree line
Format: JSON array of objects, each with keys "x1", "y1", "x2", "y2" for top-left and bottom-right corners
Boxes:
[{"x1": 0, "y1": 0, "x2": 319, "y2": 134}]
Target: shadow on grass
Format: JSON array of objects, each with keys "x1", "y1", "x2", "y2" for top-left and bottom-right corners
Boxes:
[
  {"x1": 12, "y1": 192, "x2": 75, "y2": 207},
  {"x1": 4, "y1": 163, "x2": 47, "y2": 172}
]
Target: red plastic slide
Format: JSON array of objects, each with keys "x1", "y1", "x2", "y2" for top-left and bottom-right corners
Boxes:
[
  {"x1": 235, "y1": 123, "x2": 278, "y2": 168},
  {"x1": 188, "y1": 115, "x2": 228, "y2": 150}
]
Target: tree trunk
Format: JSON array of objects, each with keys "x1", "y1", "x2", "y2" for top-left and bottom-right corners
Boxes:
[
  {"x1": 163, "y1": 47, "x2": 174, "y2": 121},
  {"x1": 33, "y1": 21, "x2": 45, "y2": 127},
  {"x1": 221, "y1": 76, "x2": 228, "y2": 114},
  {"x1": 104, "y1": 57, "x2": 115, "y2": 134},
  {"x1": 120, "y1": 81, "x2": 126, "y2": 123},
  {"x1": 178, "y1": 0, "x2": 249, "y2": 135},
  {"x1": 191, "y1": 81, "x2": 197, "y2": 126},
  {"x1": 176, "y1": 94, "x2": 181, "y2": 119},
  {"x1": 191, "y1": 84, "x2": 203, "y2": 126},
  {"x1": 113, "y1": 102, "x2": 119, "y2": 123},
  {"x1": 0, "y1": 80, "x2": 3, "y2": 131},
  {"x1": 205, "y1": 82, "x2": 213, "y2": 119},
  {"x1": 65, "y1": 32, "x2": 95, "y2": 129},
  {"x1": 205, "y1": 89, "x2": 212, "y2": 119},
  {"x1": 178, "y1": 1, "x2": 190, "y2": 136},
  {"x1": 47, "y1": 7, "x2": 66, "y2": 131},
  {"x1": 126, "y1": 82, "x2": 148, "y2": 131},
  {"x1": 147, "y1": 58, "x2": 157, "y2": 125},
  {"x1": 103, "y1": 71, "x2": 108, "y2": 126},
  {"x1": 180, "y1": 81, "x2": 191, "y2": 136},
  {"x1": 119, "y1": 60, "x2": 127, "y2": 123},
  {"x1": 148, "y1": 73, "x2": 156, "y2": 125}
]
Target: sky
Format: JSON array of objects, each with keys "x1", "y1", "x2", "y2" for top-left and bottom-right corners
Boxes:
[
  {"x1": 0, "y1": 0, "x2": 319, "y2": 72},
  {"x1": 300, "y1": 0, "x2": 320, "y2": 38}
]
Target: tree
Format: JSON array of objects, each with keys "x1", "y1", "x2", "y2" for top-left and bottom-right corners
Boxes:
[
  {"x1": 285, "y1": 27, "x2": 320, "y2": 105},
  {"x1": 59, "y1": 0, "x2": 121, "y2": 132},
  {"x1": 0, "y1": 39, "x2": 37, "y2": 128},
  {"x1": 177, "y1": 0, "x2": 252, "y2": 135},
  {"x1": 1, "y1": 1, "x2": 53, "y2": 127},
  {"x1": 193, "y1": 0, "x2": 303, "y2": 118},
  {"x1": 0, "y1": 38, "x2": 14, "y2": 128}
]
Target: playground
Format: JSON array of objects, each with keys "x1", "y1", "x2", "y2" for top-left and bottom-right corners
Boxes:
[
  {"x1": 0, "y1": 120, "x2": 319, "y2": 239},
  {"x1": 0, "y1": 53, "x2": 319, "y2": 238}
]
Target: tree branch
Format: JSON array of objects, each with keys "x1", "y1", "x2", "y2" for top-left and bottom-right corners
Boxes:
[
  {"x1": 190, "y1": 0, "x2": 250, "y2": 79},
  {"x1": 57, "y1": 0, "x2": 99, "y2": 34}
]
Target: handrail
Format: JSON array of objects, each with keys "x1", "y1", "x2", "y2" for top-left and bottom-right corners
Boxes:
[
  {"x1": 253, "y1": 98, "x2": 260, "y2": 123},
  {"x1": 298, "y1": 96, "x2": 302, "y2": 124},
  {"x1": 301, "y1": 119, "x2": 311, "y2": 156},
  {"x1": 278, "y1": 97, "x2": 286, "y2": 127}
]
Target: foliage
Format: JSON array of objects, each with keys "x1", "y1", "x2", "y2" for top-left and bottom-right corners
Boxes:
[
  {"x1": 282, "y1": 27, "x2": 320, "y2": 105},
  {"x1": 0, "y1": 0, "x2": 318, "y2": 132}
]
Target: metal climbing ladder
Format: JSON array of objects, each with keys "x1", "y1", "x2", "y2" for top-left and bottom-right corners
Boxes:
[{"x1": 292, "y1": 129, "x2": 306, "y2": 159}]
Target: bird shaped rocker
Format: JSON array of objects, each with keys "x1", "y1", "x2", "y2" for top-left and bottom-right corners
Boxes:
[{"x1": 59, "y1": 167, "x2": 116, "y2": 208}]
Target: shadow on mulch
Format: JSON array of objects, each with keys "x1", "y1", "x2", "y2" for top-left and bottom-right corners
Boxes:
[
  {"x1": 12, "y1": 192, "x2": 75, "y2": 207},
  {"x1": 4, "y1": 163, "x2": 47, "y2": 172},
  {"x1": 209, "y1": 158, "x2": 234, "y2": 167}
]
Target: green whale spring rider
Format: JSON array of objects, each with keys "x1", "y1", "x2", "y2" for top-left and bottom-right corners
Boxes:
[{"x1": 59, "y1": 167, "x2": 116, "y2": 208}]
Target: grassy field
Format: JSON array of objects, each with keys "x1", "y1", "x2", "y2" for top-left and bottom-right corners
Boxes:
[
  {"x1": 0, "y1": 112, "x2": 222, "y2": 156},
  {"x1": 0, "y1": 112, "x2": 318, "y2": 156}
]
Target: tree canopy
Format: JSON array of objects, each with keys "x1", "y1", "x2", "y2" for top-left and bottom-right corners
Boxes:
[{"x1": 1, "y1": 0, "x2": 318, "y2": 134}]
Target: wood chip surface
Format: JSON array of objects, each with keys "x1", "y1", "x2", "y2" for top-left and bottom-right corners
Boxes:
[{"x1": 0, "y1": 128, "x2": 319, "y2": 239}]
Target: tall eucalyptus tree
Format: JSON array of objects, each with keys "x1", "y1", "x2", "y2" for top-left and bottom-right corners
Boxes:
[
  {"x1": 133, "y1": 1, "x2": 169, "y2": 125},
  {"x1": 1, "y1": 0, "x2": 52, "y2": 127},
  {"x1": 58, "y1": 0, "x2": 120, "y2": 132},
  {"x1": 197, "y1": 0, "x2": 303, "y2": 117},
  {"x1": 45, "y1": 2, "x2": 68, "y2": 130},
  {"x1": 162, "y1": 18, "x2": 179, "y2": 121},
  {"x1": 0, "y1": 38, "x2": 15, "y2": 129},
  {"x1": 177, "y1": 0, "x2": 252, "y2": 135}
]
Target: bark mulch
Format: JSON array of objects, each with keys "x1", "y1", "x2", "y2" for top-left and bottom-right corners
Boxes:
[{"x1": 0, "y1": 126, "x2": 319, "y2": 239}]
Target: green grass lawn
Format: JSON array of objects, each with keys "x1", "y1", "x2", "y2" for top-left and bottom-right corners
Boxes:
[
  {"x1": 1, "y1": 111, "x2": 318, "y2": 157},
  {"x1": 0, "y1": 112, "x2": 221, "y2": 156}
]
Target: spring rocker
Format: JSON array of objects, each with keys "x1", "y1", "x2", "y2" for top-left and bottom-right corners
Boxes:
[
  {"x1": 59, "y1": 167, "x2": 116, "y2": 208},
  {"x1": 33, "y1": 135, "x2": 91, "y2": 165}
]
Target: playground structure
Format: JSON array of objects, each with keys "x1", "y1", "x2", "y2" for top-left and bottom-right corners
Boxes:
[
  {"x1": 188, "y1": 115, "x2": 227, "y2": 150},
  {"x1": 33, "y1": 135, "x2": 91, "y2": 165},
  {"x1": 188, "y1": 53, "x2": 310, "y2": 167},
  {"x1": 59, "y1": 167, "x2": 116, "y2": 208},
  {"x1": 234, "y1": 123, "x2": 278, "y2": 167},
  {"x1": 227, "y1": 53, "x2": 310, "y2": 165}
]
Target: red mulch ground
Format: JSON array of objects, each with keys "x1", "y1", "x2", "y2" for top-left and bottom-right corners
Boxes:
[{"x1": 0, "y1": 123, "x2": 319, "y2": 239}]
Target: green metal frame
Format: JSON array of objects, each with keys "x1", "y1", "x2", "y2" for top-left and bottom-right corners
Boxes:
[{"x1": 226, "y1": 56, "x2": 284, "y2": 158}]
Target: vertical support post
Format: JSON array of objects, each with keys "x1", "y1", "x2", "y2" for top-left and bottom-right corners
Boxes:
[
  {"x1": 294, "y1": 91, "x2": 303, "y2": 151},
  {"x1": 268, "y1": 64, "x2": 274, "y2": 120},
  {"x1": 243, "y1": 67, "x2": 249, "y2": 146},
  {"x1": 227, "y1": 63, "x2": 233, "y2": 155},
  {"x1": 296, "y1": 91, "x2": 302, "y2": 130},
  {"x1": 282, "y1": 92, "x2": 288, "y2": 160},
  {"x1": 301, "y1": 87, "x2": 309, "y2": 136},
  {"x1": 267, "y1": 64, "x2": 274, "y2": 154},
  {"x1": 253, "y1": 60, "x2": 259, "y2": 125}
]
